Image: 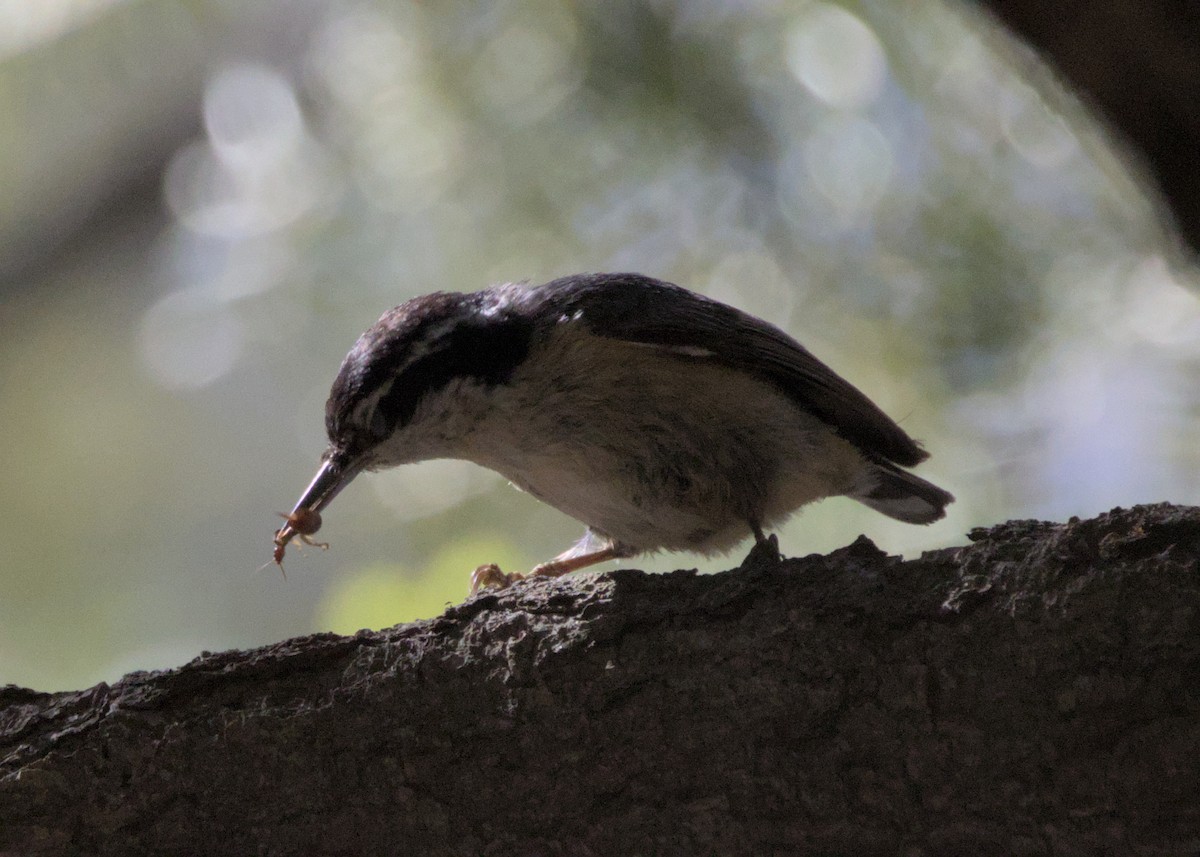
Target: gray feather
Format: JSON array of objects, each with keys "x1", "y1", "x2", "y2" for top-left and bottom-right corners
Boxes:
[{"x1": 522, "y1": 273, "x2": 930, "y2": 468}]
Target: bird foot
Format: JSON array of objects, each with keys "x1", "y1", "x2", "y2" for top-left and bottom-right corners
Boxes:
[
  {"x1": 742, "y1": 533, "x2": 781, "y2": 567},
  {"x1": 470, "y1": 563, "x2": 526, "y2": 594},
  {"x1": 470, "y1": 544, "x2": 627, "y2": 594}
]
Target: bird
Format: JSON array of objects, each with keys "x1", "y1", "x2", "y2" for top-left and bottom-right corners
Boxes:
[{"x1": 272, "y1": 272, "x2": 953, "y2": 591}]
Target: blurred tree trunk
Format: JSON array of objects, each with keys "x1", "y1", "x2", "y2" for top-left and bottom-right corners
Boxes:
[
  {"x1": 3, "y1": 504, "x2": 1198, "y2": 856},
  {"x1": 977, "y1": 0, "x2": 1200, "y2": 258}
]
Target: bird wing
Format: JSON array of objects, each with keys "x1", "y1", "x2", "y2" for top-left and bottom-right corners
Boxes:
[{"x1": 528, "y1": 272, "x2": 928, "y2": 467}]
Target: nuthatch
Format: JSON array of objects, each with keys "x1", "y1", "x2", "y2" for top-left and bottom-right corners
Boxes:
[{"x1": 272, "y1": 273, "x2": 953, "y2": 590}]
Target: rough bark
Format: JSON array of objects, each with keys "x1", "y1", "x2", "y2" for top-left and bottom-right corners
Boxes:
[
  {"x1": 976, "y1": 0, "x2": 1200, "y2": 258},
  {"x1": 2, "y1": 503, "x2": 1199, "y2": 856}
]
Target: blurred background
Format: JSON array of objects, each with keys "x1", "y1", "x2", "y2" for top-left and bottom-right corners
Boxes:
[{"x1": 2, "y1": 0, "x2": 1197, "y2": 693}]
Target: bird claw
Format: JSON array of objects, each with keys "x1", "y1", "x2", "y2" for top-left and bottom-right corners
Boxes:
[
  {"x1": 741, "y1": 533, "x2": 781, "y2": 568},
  {"x1": 470, "y1": 563, "x2": 525, "y2": 594}
]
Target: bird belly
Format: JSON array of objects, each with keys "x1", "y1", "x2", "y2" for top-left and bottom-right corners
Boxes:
[
  {"x1": 498, "y1": 452, "x2": 744, "y2": 554},
  {"x1": 458, "y1": 330, "x2": 868, "y2": 554}
]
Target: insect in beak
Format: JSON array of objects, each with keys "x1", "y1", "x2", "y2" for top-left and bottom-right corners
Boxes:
[
  {"x1": 265, "y1": 457, "x2": 360, "y2": 576},
  {"x1": 265, "y1": 507, "x2": 328, "y2": 577}
]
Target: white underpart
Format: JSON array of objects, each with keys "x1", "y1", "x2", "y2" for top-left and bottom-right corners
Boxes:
[{"x1": 366, "y1": 325, "x2": 869, "y2": 555}]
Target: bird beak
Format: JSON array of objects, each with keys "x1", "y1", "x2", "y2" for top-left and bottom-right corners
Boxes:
[
  {"x1": 276, "y1": 456, "x2": 362, "y2": 547},
  {"x1": 293, "y1": 456, "x2": 360, "y2": 516}
]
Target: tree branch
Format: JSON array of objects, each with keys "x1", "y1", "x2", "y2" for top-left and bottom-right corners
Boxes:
[{"x1": 4, "y1": 504, "x2": 1199, "y2": 855}]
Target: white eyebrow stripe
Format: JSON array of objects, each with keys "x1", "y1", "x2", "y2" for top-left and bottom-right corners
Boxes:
[{"x1": 351, "y1": 377, "x2": 393, "y2": 427}]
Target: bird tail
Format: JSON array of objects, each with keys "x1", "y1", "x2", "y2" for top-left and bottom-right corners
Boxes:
[{"x1": 852, "y1": 461, "x2": 954, "y2": 524}]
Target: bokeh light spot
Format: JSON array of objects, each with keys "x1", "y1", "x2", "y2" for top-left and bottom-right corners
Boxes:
[
  {"x1": 786, "y1": 4, "x2": 886, "y2": 109},
  {"x1": 204, "y1": 63, "x2": 302, "y2": 167},
  {"x1": 165, "y1": 63, "x2": 327, "y2": 238},
  {"x1": 0, "y1": 0, "x2": 126, "y2": 59},
  {"x1": 372, "y1": 458, "x2": 500, "y2": 523},
  {"x1": 804, "y1": 114, "x2": 893, "y2": 227},
  {"x1": 139, "y1": 288, "x2": 243, "y2": 390},
  {"x1": 1000, "y1": 84, "x2": 1079, "y2": 170},
  {"x1": 469, "y1": 20, "x2": 581, "y2": 125},
  {"x1": 1125, "y1": 255, "x2": 1200, "y2": 349}
]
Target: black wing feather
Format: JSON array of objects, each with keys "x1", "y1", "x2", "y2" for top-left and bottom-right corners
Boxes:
[{"x1": 526, "y1": 272, "x2": 928, "y2": 467}]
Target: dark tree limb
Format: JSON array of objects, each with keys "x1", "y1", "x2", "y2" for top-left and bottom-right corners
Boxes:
[
  {"x1": 3, "y1": 504, "x2": 1199, "y2": 856},
  {"x1": 976, "y1": 0, "x2": 1200, "y2": 258}
]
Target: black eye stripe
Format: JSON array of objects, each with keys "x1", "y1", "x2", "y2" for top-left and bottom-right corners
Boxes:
[
  {"x1": 326, "y1": 293, "x2": 534, "y2": 451},
  {"x1": 371, "y1": 318, "x2": 533, "y2": 430}
]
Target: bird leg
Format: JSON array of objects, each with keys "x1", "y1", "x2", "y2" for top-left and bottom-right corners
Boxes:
[
  {"x1": 742, "y1": 520, "x2": 780, "y2": 566},
  {"x1": 470, "y1": 544, "x2": 628, "y2": 593}
]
